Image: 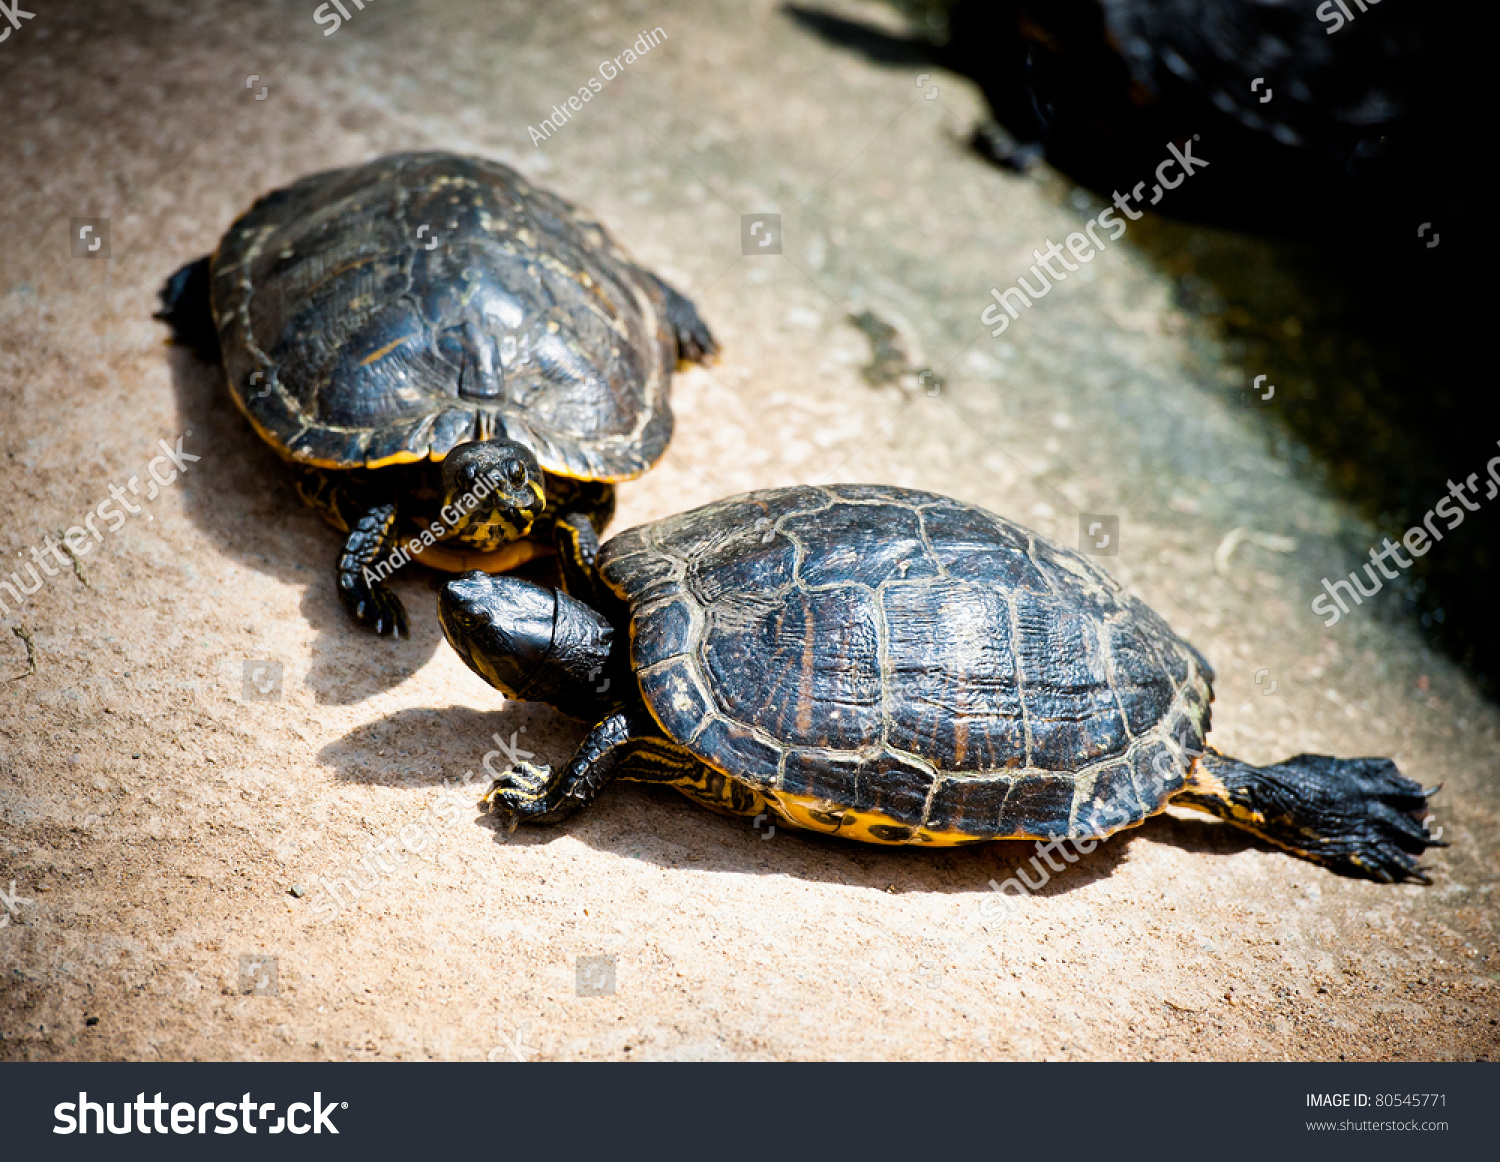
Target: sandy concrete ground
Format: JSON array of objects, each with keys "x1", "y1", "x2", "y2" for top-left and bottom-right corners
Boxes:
[{"x1": 1, "y1": 0, "x2": 1496, "y2": 1061}]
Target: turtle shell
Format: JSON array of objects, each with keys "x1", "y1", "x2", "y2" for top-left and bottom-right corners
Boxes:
[
  {"x1": 598, "y1": 485, "x2": 1216, "y2": 843},
  {"x1": 209, "y1": 152, "x2": 676, "y2": 478}
]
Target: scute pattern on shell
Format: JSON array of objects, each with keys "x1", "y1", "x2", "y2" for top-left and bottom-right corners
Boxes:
[
  {"x1": 599, "y1": 485, "x2": 1215, "y2": 841},
  {"x1": 210, "y1": 152, "x2": 676, "y2": 477}
]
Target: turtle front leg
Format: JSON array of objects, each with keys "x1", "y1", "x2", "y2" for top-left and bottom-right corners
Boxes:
[
  {"x1": 486, "y1": 707, "x2": 688, "y2": 831},
  {"x1": 550, "y1": 478, "x2": 617, "y2": 610},
  {"x1": 336, "y1": 502, "x2": 409, "y2": 637},
  {"x1": 555, "y1": 511, "x2": 608, "y2": 610}
]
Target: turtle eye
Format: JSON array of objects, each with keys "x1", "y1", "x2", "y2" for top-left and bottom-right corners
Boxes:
[{"x1": 501, "y1": 457, "x2": 528, "y2": 487}]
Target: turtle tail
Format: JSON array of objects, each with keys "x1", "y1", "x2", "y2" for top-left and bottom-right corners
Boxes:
[
  {"x1": 1173, "y1": 749, "x2": 1444, "y2": 884},
  {"x1": 155, "y1": 255, "x2": 221, "y2": 360}
]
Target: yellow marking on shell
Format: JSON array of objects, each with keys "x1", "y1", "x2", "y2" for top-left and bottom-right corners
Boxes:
[
  {"x1": 225, "y1": 363, "x2": 433, "y2": 470},
  {"x1": 770, "y1": 790, "x2": 1100, "y2": 847},
  {"x1": 407, "y1": 538, "x2": 549, "y2": 574},
  {"x1": 646, "y1": 762, "x2": 1152, "y2": 848},
  {"x1": 362, "y1": 448, "x2": 429, "y2": 469},
  {"x1": 293, "y1": 454, "x2": 358, "y2": 469},
  {"x1": 224, "y1": 385, "x2": 356, "y2": 469},
  {"x1": 538, "y1": 460, "x2": 648, "y2": 484},
  {"x1": 359, "y1": 334, "x2": 414, "y2": 366},
  {"x1": 762, "y1": 792, "x2": 971, "y2": 846}
]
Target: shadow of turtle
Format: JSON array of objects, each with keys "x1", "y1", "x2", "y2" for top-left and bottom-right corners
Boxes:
[
  {"x1": 318, "y1": 704, "x2": 1287, "y2": 898},
  {"x1": 166, "y1": 342, "x2": 445, "y2": 705},
  {"x1": 319, "y1": 702, "x2": 570, "y2": 789}
]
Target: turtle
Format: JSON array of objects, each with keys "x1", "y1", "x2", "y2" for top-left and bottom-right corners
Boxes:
[
  {"x1": 789, "y1": 1, "x2": 1450, "y2": 236},
  {"x1": 437, "y1": 484, "x2": 1444, "y2": 883},
  {"x1": 155, "y1": 151, "x2": 717, "y2": 635}
]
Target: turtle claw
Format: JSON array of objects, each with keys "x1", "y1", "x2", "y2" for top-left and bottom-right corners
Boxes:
[
  {"x1": 484, "y1": 761, "x2": 556, "y2": 828},
  {"x1": 484, "y1": 802, "x2": 521, "y2": 835},
  {"x1": 374, "y1": 608, "x2": 407, "y2": 639},
  {"x1": 340, "y1": 577, "x2": 408, "y2": 637}
]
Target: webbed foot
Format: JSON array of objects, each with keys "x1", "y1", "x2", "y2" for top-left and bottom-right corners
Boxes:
[{"x1": 1182, "y1": 750, "x2": 1445, "y2": 884}]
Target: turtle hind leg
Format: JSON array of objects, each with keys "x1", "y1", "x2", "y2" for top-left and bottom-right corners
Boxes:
[
  {"x1": 336, "y1": 501, "x2": 409, "y2": 637},
  {"x1": 1173, "y1": 749, "x2": 1444, "y2": 884},
  {"x1": 485, "y1": 708, "x2": 691, "y2": 830},
  {"x1": 645, "y1": 273, "x2": 718, "y2": 366},
  {"x1": 155, "y1": 255, "x2": 220, "y2": 360}
]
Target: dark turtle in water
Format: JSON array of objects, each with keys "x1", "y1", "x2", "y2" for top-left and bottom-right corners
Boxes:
[
  {"x1": 788, "y1": 1, "x2": 1457, "y2": 237},
  {"x1": 439, "y1": 484, "x2": 1442, "y2": 883},
  {"x1": 157, "y1": 151, "x2": 716, "y2": 635}
]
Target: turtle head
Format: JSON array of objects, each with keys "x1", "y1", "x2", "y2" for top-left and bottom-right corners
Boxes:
[
  {"x1": 439, "y1": 571, "x2": 616, "y2": 715},
  {"x1": 440, "y1": 439, "x2": 546, "y2": 551}
]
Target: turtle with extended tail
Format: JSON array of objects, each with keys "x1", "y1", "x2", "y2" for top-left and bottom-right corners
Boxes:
[
  {"x1": 157, "y1": 151, "x2": 716, "y2": 635},
  {"x1": 439, "y1": 484, "x2": 1442, "y2": 883}
]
